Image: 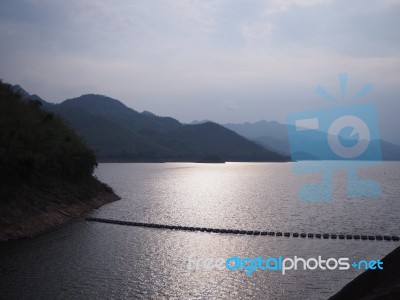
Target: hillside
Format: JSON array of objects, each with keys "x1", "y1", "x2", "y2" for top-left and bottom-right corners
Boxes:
[
  {"x1": 165, "y1": 122, "x2": 284, "y2": 161},
  {"x1": 34, "y1": 93, "x2": 287, "y2": 162},
  {"x1": 0, "y1": 82, "x2": 119, "y2": 240},
  {"x1": 224, "y1": 121, "x2": 400, "y2": 161}
]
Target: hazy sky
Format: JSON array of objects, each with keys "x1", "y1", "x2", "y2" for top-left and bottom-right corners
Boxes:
[{"x1": 1, "y1": 0, "x2": 400, "y2": 143}]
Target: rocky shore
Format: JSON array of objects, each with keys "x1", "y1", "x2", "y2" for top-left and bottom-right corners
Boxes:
[
  {"x1": 0, "y1": 82, "x2": 124, "y2": 241},
  {"x1": 0, "y1": 180, "x2": 120, "y2": 241}
]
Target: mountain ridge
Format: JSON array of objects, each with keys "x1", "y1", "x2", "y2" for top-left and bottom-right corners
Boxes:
[
  {"x1": 224, "y1": 120, "x2": 400, "y2": 161},
  {"x1": 14, "y1": 86, "x2": 287, "y2": 162}
]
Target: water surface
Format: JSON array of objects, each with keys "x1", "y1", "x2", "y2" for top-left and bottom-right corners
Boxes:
[{"x1": 1, "y1": 162, "x2": 399, "y2": 299}]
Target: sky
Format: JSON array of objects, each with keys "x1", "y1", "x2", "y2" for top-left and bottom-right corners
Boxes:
[{"x1": 1, "y1": 0, "x2": 400, "y2": 144}]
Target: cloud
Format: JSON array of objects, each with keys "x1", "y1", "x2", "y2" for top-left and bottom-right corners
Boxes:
[
  {"x1": 241, "y1": 21, "x2": 274, "y2": 44},
  {"x1": 164, "y1": 0, "x2": 219, "y2": 32},
  {"x1": 0, "y1": 0, "x2": 399, "y2": 143},
  {"x1": 222, "y1": 100, "x2": 238, "y2": 112},
  {"x1": 261, "y1": 0, "x2": 400, "y2": 57},
  {"x1": 265, "y1": 0, "x2": 331, "y2": 15}
]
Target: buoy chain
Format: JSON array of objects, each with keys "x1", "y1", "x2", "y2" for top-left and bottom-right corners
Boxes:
[{"x1": 85, "y1": 217, "x2": 400, "y2": 242}]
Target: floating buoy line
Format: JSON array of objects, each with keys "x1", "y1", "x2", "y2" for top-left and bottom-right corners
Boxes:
[{"x1": 85, "y1": 217, "x2": 399, "y2": 242}]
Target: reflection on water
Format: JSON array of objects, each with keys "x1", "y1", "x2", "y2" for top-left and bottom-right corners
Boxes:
[
  {"x1": 93, "y1": 162, "x2": 400, "y2": 234},
  {"x1": 1, "y1": 162, "x2": 399, "y2": 299}
]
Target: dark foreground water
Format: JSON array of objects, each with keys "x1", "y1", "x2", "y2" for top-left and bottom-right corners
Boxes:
[{"x1": 1, "y1": 162, "x2": 399, "y2": 299}]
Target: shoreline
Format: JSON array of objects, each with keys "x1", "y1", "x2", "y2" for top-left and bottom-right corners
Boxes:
[{"x1": 0, "y1": 188, "x2": 120, "y2": 241}]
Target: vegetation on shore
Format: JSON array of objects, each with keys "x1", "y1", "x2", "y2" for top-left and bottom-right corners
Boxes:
[{"x1": 0, "y1": 81, "x2": 119, "y2": 240}]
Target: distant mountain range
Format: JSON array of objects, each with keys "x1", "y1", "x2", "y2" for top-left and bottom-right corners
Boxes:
[
  {"x1": 13, "y1": 85, "x2": 398, "y2": 161},
  {"x1": 223, "y1": 120, "x2": 400, "y2": 161},
  {"x1": 13, "y1": 86, "x2": 286, "y2": 162}
]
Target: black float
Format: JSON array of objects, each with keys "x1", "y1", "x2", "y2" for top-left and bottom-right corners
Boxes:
[{"x1": 85, "y1": 217, "x2": 399, "y2": 242}]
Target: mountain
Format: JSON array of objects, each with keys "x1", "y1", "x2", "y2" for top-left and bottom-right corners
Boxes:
[
  {"x1": 224, "y1": 120, "x2": 288, "y2": 141},
  {"x1": 224, "y1": 121, "x2": 400, "y2": 161},
  {"x1": 0, "y1": 81, "x2": 119, "y2": 240},
  {"x1": 26, "y1": 93, "x2": 287, "y2": 162},
  {"x1": 164, "y1": 122, "x2": 285, "y2": 161},
  {"x1": 224, "y1": 120, "x2": 291, "y2": 156},
  {"x1": 379, "y1": 140, "x2": 400, "y2": 161},
  {"x1": 191, "y1": 119, "x2": 212, "y2": 125},
  {"x1": 142, "y1": 110, "x2": 156, "y2": 116},
  {"x1": 58, "y1": 94, "x2": 181, "y2": 131},
  {"x1": 11, "y1": 85, "x2": 52, "y2": 106}
]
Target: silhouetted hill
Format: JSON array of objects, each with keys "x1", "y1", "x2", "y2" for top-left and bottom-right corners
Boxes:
[
  {"x1": 166, "y1": 122, "x2": 285, "y2": 161},
  {"x1": 35, "y1": 93, "x2": 286, "y2": 162},
  {"x1": 191, "y1": 119, "x2": 212, "y2": 125},
  {"x1": 59, "y1": 94, "x2": 181, "y2": 132},
  {"x1": 224, "y1": 120, "x2": 400, "y2": 161},
  {"x1": 1, "y1": 86, "x2": 96, "y2": 185},
  {"x1": 142, "y1": 110, "x2": 156, "y2": 116},
  {"x1": 11, "y1": 85, "x2": 52, "y2": 107},
  {"x1": 49, "y1": 105, "x2": 170, "y2": 161},
  {"x1": 0, "y1": 81, "x2": 119, "y2": 240},
  {"x1": 379, "y1": 140, "x2": 400, "y2": 161},
  {"x1": 224, "y1": 120, "x2": 288, "y2": 140},
  {"x1": 252, "y1": 135, "x2": 291, "y2": 156}
]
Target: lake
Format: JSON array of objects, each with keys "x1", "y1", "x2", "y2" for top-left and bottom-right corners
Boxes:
[{"x1": 1, "y1": 162, "x2": 399, "y2": 299}]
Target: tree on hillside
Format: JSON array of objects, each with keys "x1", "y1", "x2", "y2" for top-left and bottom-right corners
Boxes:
[{"x1": 0, "y1": 81, "x2": 97, "y2": 200}]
